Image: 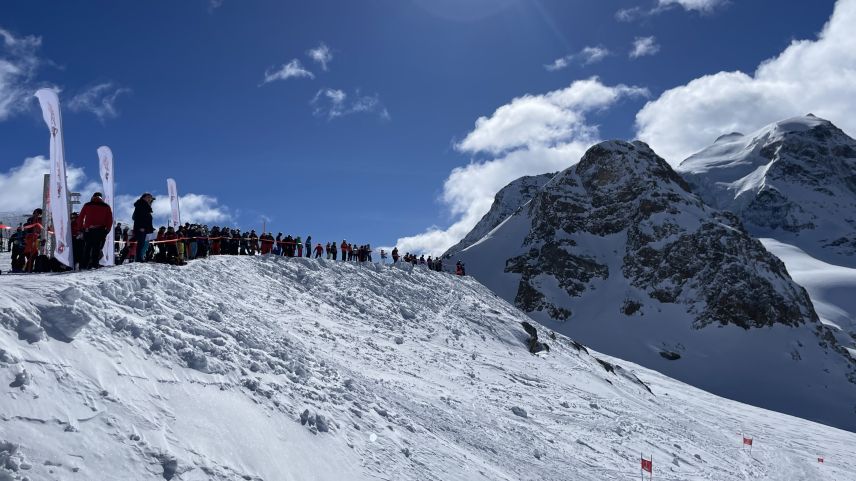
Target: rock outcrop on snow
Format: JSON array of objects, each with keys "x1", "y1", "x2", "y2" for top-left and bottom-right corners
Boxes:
[
  {"x1": 443, "y1": 173, "x2": 554, "y2": 258},
  {"x1": 450, "y1": 140, "x2": 856, "y2": 430},
  {"x1": 678, "y1": 115, "x2": 856, "y2": 267}
]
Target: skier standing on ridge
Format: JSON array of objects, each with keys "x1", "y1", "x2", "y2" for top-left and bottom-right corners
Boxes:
[
  {"x1": 391, "y1": 247, "x2": 399, "y2": 264},
  {"x1": 114, "y1": 223, "x2": 122, "y2": 259},
  {"x1": 132, "y1": 193, "x2": 155, "y2": 263},
  {"x1": 76, "y1": 192, "x2": 113, "y2": 269},
  {"x1": 9, "y1": 226, "x2": 25, "y2": 272},
  {"x1": 70, "y1": 212, "x2": 81, "y2": 269},
  {"x1": 455, "y1": 261, "x2": 466, "y2": 276},
  {"x1": 305, "y1": 236, "x2": 311, "y2": 258},
  {"x1": 22, "y1": 208, "x2": 42, "y2": 272},
  {"x1": 249, "y1": 230, "x2": 259, "y2": 256}
]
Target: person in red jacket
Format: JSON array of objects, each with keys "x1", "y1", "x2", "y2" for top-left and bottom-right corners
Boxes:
[
  {"x1": 340, "y1": 240, "x2": 348, "y2": 262},
  {"x1": 76, "y1": 192, "x2": 113, "y2": 269},
  {"x1": 163, "y1": 226, "x2": 180, "y2": 264},
  {"x1": 23, "y1": 208, "x2": 42, "y2": 272},
  {"x1": 314, "y1": 243, "x2": 323, "y2": 258}
]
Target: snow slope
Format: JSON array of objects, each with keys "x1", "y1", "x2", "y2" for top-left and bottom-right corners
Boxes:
[
  {"x1": 443, "y1": 173, "x2": 554, "y2": 258},
  {"x1": 450, "y1": 141, "x2": 856, "y2": 432},
  {"x1": 1, "y1": 257, "x2": 855, "y2": 480},
  {"x1": 760, "y1": 238, "x2": 856, "y2": 356},
  {"x1": 678, "y1": 115, "x2": 856, "y2": 268}
]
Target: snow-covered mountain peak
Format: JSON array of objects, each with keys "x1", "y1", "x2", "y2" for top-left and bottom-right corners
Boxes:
[
  {"x1": 571, "y1": 140, "x2": 692, "y2": 201},
  {"x1": 678, "y1": 115, "x2": 856, "y2": 267},
  {"x1": 679, "y1": 115, "x2": 837, "y2": 177},
  {"x1": 714, "y1": 132, "x2": 744, "y2": 143},
  {"x1": 444, "y1": 172, "x2": 554, "y2": 258},
  {"x1": 449, "y1": 139, "x2": 856, "y2": 431}
]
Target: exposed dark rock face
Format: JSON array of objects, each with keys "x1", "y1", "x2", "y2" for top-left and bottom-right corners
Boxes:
[
  {"x1": 679, "y1": 115, "x2": 856, "y2": 267},
  {"x1": 451, "y1": 135, "x2": 856, "y2": 430},
  {"x1": 501, "y1": 140, "x2": 816, "y2": 330},
  {"x1": 520, "y1": 321, "x2": 550, "y2": 354}
]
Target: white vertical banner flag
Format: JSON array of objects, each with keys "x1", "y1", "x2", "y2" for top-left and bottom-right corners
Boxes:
[
  {"x1": 34, "y1": 88, "x2": 73, "y2": 267},
  {"x1": 167, "y1": 178, "x2": 181, "y2": 228},
  {"x1": 98, "y1": 146, "x2": 115, "y2": 266}
]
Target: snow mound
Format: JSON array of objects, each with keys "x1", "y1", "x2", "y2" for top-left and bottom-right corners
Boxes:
[{"x1": 1, "y1": 257, "x2": 855, "y2": 480}]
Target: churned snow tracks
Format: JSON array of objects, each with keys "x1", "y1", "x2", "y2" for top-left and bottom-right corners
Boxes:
[{"x1": 0, "y1": 256, "x2": 854, "y2": 480}]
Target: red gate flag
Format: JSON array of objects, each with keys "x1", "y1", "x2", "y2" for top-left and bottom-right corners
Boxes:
[
  {"x1": 641, "y1": 457, "x2": 653, "y2": 473},
  {"x1": 743, "y1": 437, "x2": 753, "y2": 446}
]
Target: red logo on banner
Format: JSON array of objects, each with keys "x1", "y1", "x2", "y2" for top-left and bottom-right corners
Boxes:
[
  {"x1": 743, "y1": 437, "x2": 753, "y2": 446},
  {"x1": 57, "y1": 242, "x2": 65, "y2": 253},
  {"x1": 641, "y1": 458, "x2": 652, "y2": 473}
]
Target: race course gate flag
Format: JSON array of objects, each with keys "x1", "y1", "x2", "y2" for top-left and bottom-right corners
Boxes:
[
  {"x1": 640, "y1": 453, "x2": 652, "y2": 479},
  {"x1": 98, "y1": 146, "x2": 115, "y2": 266},
  {"x1": 167, "y1": 178, "x2": 181, "y2": 228},
  {"x1": 34, "y1": 88, "x2": 73, "y2": 267}
]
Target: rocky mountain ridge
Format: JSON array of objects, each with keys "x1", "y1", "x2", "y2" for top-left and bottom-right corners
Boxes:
[{"x1": 449, "y1": 139, "x2": 856, "y2": 430}]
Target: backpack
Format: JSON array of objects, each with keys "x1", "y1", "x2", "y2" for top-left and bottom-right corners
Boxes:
[{"x1": 33, "y1": 255, "x2": 51, "y2": 273}]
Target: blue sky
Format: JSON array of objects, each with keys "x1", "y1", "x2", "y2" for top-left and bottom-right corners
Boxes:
[{"x1": 0, "y1": 0, "x2": 849, "y2": 253}]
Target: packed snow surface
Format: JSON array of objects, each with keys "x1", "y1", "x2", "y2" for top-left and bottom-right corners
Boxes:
[
  {"x1": 1, "y1": 256, "x2": 855, "y2": 480},
  {"x1": 760, "y1": 238, "x2": 856, "y2": 353}
]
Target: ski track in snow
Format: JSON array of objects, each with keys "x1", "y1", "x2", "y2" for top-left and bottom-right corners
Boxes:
[{"x1": 0, "y1": 255, "x2": 854, "y2": 480}]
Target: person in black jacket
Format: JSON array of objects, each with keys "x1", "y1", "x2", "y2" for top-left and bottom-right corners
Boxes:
[{"x1": 132, "y1": 193, "x2": 155, "y2": 262}]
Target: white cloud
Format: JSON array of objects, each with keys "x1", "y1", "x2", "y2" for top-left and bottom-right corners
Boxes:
[
  {"x1": 545, "y1": 46, "x2": 610, "y2": 71},
  {"x1": 636, "y1": 0, "x2": 856, "y2": 163},
  {"x1": 307, "y1": 43, "x2": 333, "y2": 71},
  {"x1": 630, "y1": 36, "x2": 660, "y2": 59},
  {"x1": 658, "y1": 0, "x2": 726, "y2": 12},
  {"x1": 262, "y1": 59, "x2": 314, "y2": 84},
  {"x1": 617, "y1": 0, "x2": 725, "y2": 21},
  {"x1": 0, "y1": 156, "x2": 231, "y2": 229},
  {"x1": 615, "y1": 7, "x2": 645, "y2": 22},
  {"x1": 0, "y1": 27, "x2": 42, "y2": 121},
  {"x1": 544, "y1": 56, "x2": 571, "y2": 72},
  {"x1": 457, "y1": 77, "x2": 647, "y2": 155},
  {"x1": 152, "y1": 193, "x2": 230, "y2": 225},
  {"x1": 68, "y1": 83, "x2": 131, "y2": 121},
  {"x1": 112, "y1": 193, "x2": 231, "y2": 227},
  {"x1": 393, "y1": 78, "x2": 648, "y2": 255},
  {"x1": 311, "y1": 88, "x2": 389, "y2": 120},
  {"x1": 579, "y1": 46, "x2": 611, "y2": 65},
  {"x1": 0, "y1": 156, "x2": 90, "y2": 214}
]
